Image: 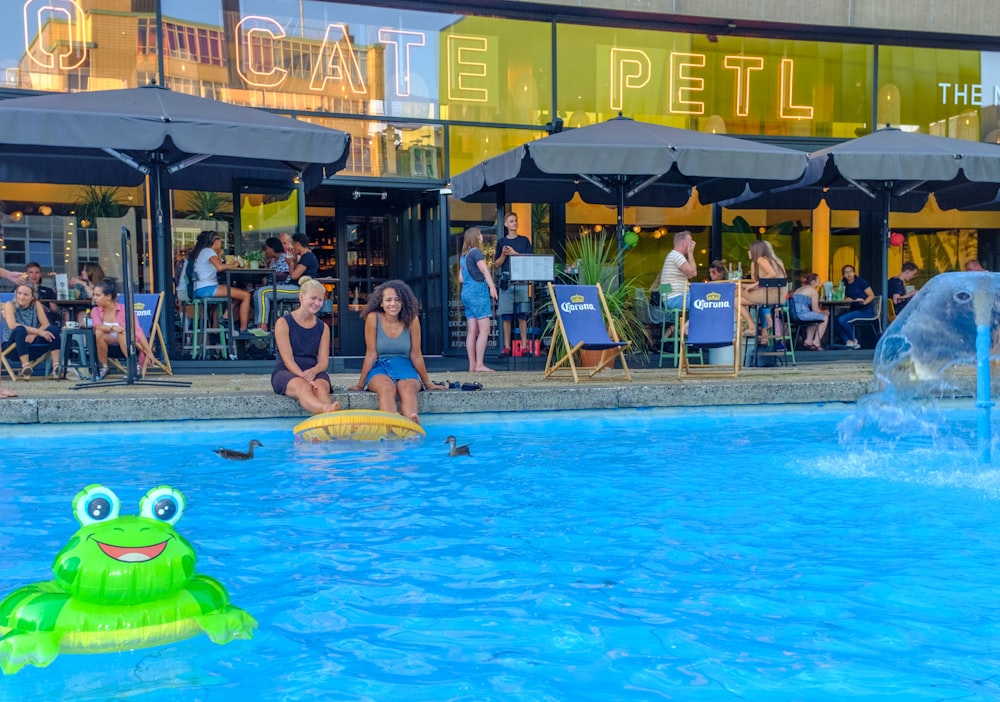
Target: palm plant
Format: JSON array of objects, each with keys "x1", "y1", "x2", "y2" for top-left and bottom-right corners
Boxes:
[
  {"x1": 182, "y1": 191, "x2": 233, "y2": 221},
  {"x1": 75, "y1": 185, "x2": 124, "y2": 224},
  {"x1": 542, "y1": 232, "x2": 651, "y2": 360}
]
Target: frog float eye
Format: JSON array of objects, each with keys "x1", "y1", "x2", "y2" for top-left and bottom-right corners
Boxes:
[
  {"x1": 139, "y1": 486, "x2": 185, "y2": 525},
  {"x1": 72, "y1": 484, "x2": 121, "y2": 526}
]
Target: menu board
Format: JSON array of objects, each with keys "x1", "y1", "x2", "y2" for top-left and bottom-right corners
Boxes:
[{"x1": 509, "y1": 254, "x2": 555, "y2": 282}]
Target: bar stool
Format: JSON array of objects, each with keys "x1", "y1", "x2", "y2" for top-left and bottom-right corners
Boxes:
[
  {"x1": 59, "y1": 327, "x2": 97, "y2": 379},
  {"x1": 745, "y1": 278, "x2": 795, "y2": 367},
  {"x1": 657, "y1": 284, "x2": 703, "y2": 368},
  {"x1": 190, "y1": 297, "x2": 231, "y2": 360}
]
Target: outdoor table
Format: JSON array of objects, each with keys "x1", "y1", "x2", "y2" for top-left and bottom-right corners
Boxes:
[
  {"x1": 50, "y1": 298, "x2": 93, "y2": 326},
  {"x1": 819, "y1": 299, "x2": 853, "y2": 348}
]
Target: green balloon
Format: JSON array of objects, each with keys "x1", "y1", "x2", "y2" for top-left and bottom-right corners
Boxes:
[{"x1": 624, "y1": 231, "x2": 639, "y2": 248}]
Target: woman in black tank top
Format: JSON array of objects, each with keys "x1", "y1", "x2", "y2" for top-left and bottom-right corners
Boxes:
[{"x1": 271, "y1": 277, "x2": 340, "y2": 414}]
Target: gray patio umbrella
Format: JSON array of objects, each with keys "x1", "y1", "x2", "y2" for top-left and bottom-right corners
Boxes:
[
  {"x1": 726, "y1": 127, "x2": 1000, "y2": 330},
  {"x1": 0, "y1": 85, "x2": 350, "y2": 375},
  {"x1": 451, "y1": 115, "x2": 809, "y2": 284}
]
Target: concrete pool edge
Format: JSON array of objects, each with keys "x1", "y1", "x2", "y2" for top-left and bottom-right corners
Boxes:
[{"x1": 0, "y1": 373, "x2": 879, "y2": 424}]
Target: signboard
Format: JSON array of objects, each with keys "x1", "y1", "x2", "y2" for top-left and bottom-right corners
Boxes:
[{"x1": 510, "y1": 254, "x2": 555, "y2": 282}]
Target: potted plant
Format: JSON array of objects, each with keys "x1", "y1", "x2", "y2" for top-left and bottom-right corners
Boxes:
[
  {"x1": 243, "y1": 249, "x2": 265, "y2": 270},
  {"x1": 543, "y1": 231, "x2": 650, "y2": 366}
]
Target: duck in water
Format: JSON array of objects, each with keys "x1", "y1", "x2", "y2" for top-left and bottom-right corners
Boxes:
[
  {"x1": 444, "y1": 436, "x2": 470, "y2": 456},
  {"x1": 213, "y1": 439, "x2": 263, "y2": 460}
]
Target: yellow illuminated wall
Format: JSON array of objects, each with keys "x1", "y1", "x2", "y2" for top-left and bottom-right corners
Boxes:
[{"x1": 555, "y1": 24, "x2": 873, "y2": 137}]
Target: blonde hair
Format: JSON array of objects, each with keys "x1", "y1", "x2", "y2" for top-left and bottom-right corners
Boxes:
[
  {"x1": 298, "y1": 276, "x2": 326, "y2": 297},
  {"x1": 15, "y1": 282, "x2": 37, "y2": 301},
  {"x1": 749, "y1": 240, "x2": 786, "y2": 279},
  {"x1": 461, "y1": 227, "x2": 483, "y2": 255}
]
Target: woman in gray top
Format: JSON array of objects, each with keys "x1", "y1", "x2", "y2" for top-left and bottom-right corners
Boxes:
[{"x1": 349, "y1": 280, "x2": 441, "y2": 423}]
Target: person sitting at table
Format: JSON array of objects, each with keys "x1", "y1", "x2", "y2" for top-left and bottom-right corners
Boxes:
[
  {"x1": 25, "y1": 262, "x2": 59, "y2": 321},
  {"x1": 254, "y1": 233, "x2": 320, "y2": 333},
  {"x1": 69, "y1": 263, "x2": 105, "y2": 301},
  {"x1": 90, "y1": 279, "x2": 154, "y2": 380},
  {"x1": 271, "y1": 276, "x2": 340, "y2": 415},
  {"x1": 187, "y1": 230, "x2": 252, "y2": 337},
  {"x1": 739, "y1": 240, "x2": 787, "y2": 340},
  {"x1": 708, "y1": 259, "x2": 728, "y2": 281},
  {"x1": 348, "y1": 279, "x2": 442, "y2": 424},
  {"x1": 790, "y1": 272, "x2": 830, "y2": 351},
  {"x1": 69, "y1": 262, "x2": 106, "y2": 324},
  {"x1": 2, "y1": 281, "x2": 62, "y2": 379},
  {"x1": 835, "y1": 264, "x2": 875, "y2": 349},
  {"x1": 651, "y1": 230, "x2": 697, "y2": 311},
  {"x1": 888, "y1": 262, "x2": 919, "y2": 313}
]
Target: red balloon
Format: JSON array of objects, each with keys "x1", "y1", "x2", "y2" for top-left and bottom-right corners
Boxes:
[{"x1": 889, "y1": 232, "x2": 905, "y2": 247}]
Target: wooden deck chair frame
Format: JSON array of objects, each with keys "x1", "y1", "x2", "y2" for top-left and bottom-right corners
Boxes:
[
  {"x1": 0, "y1": 292, "x2": 55, "y2": 381},
  {"x1": 107, "y1": 292, "x2": 173, "y2": 378},
  {"x1": 677, "y1": 281, "x2": 742, "y2": 379},
  {"x1": 543, "y1": 282, "x2": 631, "y2": 383}
]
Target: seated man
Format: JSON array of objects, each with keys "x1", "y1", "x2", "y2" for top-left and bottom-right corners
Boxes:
[
  {"x1": 24, "y1": 262, "x2": 58, "y2": 321},
  {"x1": 654, "y1": 230, "x2": 698, "y2": 310},
  {"x1": 888, "y1": 262, "x2": 919, "y2": 313},
  {"x1": 254, "y1": 233, "x2": 319, "y2": 332}
]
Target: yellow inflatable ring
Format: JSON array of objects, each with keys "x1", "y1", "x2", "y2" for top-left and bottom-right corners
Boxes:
[{"x1": 294, "y1": 409, "x2": 426, "y2": 443}]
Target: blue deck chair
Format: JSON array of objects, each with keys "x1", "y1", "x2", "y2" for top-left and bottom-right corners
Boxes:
[
  {"x1": 106, "y1": 293, "x2": 173, "y2": 377},
  {"x1": 677, "y1": 281, "x2": 742, "y2": 378},
  {"x1": 544, "y1": 283, "x2": 631, "y2": 383}
]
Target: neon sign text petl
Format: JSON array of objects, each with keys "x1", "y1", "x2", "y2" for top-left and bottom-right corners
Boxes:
[{"x1": 610, "y1": 50, "x2": 814, "y2": 120}]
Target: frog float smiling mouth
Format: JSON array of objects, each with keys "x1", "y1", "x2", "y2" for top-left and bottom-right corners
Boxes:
[{"x1": 0, "y1": 484, "x2": 257, "y2": 675}]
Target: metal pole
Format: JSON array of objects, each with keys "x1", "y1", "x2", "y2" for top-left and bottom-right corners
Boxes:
[
  {"x1": 616, "y1": 175, "x2": 625, "y2": 289},
  {"x1": 120, "y1": 226, "x2": 138, "y2": 383},
  {"x1": 879, "y1": 188, "x2": 890, "y2": 332}
]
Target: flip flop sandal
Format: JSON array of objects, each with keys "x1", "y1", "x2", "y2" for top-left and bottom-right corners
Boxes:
[
  {"x1": 461, "y1": 382, "x2": 483, "y2": 391},
  {"x1": 19, "y1": 366, "x2": 32, "y2": 380}
]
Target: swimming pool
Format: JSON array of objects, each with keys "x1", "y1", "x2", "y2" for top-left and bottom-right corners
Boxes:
[{"x1": 1, "y1": 404, "x2": 999, "y2": 700}]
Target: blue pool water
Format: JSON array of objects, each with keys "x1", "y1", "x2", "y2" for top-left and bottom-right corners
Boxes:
[{"x1": 2, "y1": 405, "x2": 1000, "y2": 700}]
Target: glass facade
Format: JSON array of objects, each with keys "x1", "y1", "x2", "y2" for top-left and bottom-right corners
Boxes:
[{"x1": 2, "y1": 1, "x2": 1000, "y2": 353}]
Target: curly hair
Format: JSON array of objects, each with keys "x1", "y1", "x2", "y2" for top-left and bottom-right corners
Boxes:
[{"x1": 361, "y1": 279, "x2": 420, "y2": 327}]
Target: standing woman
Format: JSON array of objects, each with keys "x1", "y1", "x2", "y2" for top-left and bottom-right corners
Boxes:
[
  {"x1": 459, "y1": 227, "x2": 498, "y2": 372},
  {"x1": 349, "y1": 280, "x2": 442, "y2": 423},
  {"x1": 187, "y1": 230, "x2": 251, "y2": 335},
  {"x1": 739, "y1": 240, "x2": 787, "y2": 338},
  {"x1": 271, "y1": 277, "x2": 340, "y2": 414},
  {"x1": 2, "y1": 282, "x2": 62, "y2": 379},
  {"x1": 90, "y1": 279, "x2": 154, "y2": 380}
]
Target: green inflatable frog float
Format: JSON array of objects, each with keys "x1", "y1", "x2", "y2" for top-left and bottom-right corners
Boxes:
[{"x1": 0, "y1": 484, "x2": 257, "y2": 674}]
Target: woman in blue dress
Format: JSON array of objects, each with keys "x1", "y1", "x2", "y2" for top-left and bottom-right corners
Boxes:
[
  {"x1": 459, "y1": 227, "x2": 498, "y2": 372},
  {"x1": 349, "y1": 280, "x2": 441, "y2": 423},
  {"x1": 790, "y1": 272, "x2": 830, "y2": 350}
]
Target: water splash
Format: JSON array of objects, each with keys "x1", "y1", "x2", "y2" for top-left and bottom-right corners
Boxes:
[{"x1": 854, "y1": 272, "x2": 1000, "y2": 466}]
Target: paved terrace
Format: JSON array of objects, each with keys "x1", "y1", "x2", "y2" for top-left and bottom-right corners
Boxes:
[{"x1": 0, "y1": 358, "x2": 879, "y2": 425}]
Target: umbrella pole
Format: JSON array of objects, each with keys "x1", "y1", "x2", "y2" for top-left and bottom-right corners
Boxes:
[
  {"x1": 616, "y1": 176, "x2": 625, "y2": 289},
  {"x1": 880, "y1": 189, "x2": 890, "y2": 332},
  {"x1": 151, "y1": 161, "x2": 176, "y2": 355}
]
